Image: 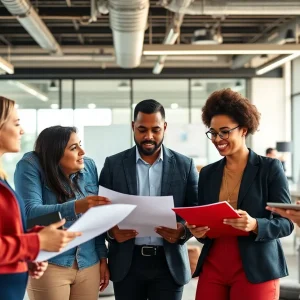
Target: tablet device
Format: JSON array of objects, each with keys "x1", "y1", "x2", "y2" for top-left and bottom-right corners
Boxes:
[
  {"x1": 267, "y1": 202, "x2": 300, "y2": 211},
  {"x1": 27, "y1": 211, "x2": 63, "y2": 229}
]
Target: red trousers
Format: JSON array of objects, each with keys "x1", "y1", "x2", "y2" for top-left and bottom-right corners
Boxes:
[{"x1": 196, "y1": 237, "x2": 279, "y2": 300}]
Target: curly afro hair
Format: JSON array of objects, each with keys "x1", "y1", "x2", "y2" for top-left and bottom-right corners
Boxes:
[{"x1": 202, "y1": 88, "x2": 260, "y2": 136}]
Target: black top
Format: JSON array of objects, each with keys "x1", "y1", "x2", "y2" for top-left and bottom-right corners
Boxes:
[{"x1": 193, "y1": 149, "x2": 294, "y2": 283}]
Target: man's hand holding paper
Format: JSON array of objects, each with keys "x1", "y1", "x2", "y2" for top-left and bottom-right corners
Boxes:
[
  {"x1": 99, "y1": 186, "x2": 177, "y2": 238},
  {"x1": 155, "y1": 222, "x2": 185, "y2": 243},
  {"x1": 108, "y1": 225, "x2": 138, "y2": 243}
]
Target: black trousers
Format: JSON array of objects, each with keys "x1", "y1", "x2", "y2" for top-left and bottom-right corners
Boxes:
[{"x1": 113, "y1": 246, "x2": 184, "y2": 300}]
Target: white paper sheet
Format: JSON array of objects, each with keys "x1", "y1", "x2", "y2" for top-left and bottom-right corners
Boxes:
[
  {"x1": 99, "y1": 186, "x2": 177, "y2": 237},
  {"x1": 35, "y1": 203, "x2": 136, "y2": 262}
]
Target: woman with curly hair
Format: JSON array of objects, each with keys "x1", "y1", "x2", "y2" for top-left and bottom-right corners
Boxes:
[{"x1": 187, "y1": 89, "x2": 293, "y2": 300}]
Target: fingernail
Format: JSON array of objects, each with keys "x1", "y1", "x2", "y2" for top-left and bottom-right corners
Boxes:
[
  {"x1": 157, "y1": 226, "x2": 162, "y2": 229},
  {"x1": 223, "y1": 219, "x2": 227, "y2": 222}
]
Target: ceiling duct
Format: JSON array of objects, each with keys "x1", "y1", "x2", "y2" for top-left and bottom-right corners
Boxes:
[
  {"x1": 231, "y1": 17, "x2": 299, "y2": 69},
  {"x1": 161, "y1": 0, "x2": 300, "y2": 15},
  {"x1": 100, "y1": 0, "x2": 149, "y2": 68},
  {"x1": 1, "y1": 0, "x2": 62, "y2": 55}
]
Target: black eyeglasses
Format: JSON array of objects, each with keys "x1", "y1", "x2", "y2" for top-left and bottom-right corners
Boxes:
[{"x1": 205, "y1": 125, "x2": 240, "y2": 140}]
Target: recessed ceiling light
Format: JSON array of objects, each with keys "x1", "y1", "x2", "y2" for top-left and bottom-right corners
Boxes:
[
  {"x1": 50, "y1": 104, "x2": 59, "y2": 109},
  {"x1": 49, "y1": 80, "x2": 59, "y2": 92},
  {"x1": 117, "y1": 81, "x2": 130, "y2": 92},
  {"x1": 88, "y1": 103, "x2": 96, "y2": 109},
  {"x1": 171, "y1": 103, "x2": 179, "y2": 109},
  {"x1": 192, "y1": 82, "x2": 204, "y2": 91}
]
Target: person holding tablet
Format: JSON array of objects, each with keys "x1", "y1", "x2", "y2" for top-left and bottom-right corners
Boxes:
[
  {"x1": 266, "y1": 202, "x2": 300, "y2": 227},
  {"x1": 187, "y1": 89, "x2": 294, "y2": 300}
]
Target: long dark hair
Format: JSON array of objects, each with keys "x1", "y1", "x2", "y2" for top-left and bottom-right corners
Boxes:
[{"x1": 34, "y1": 125, "x2": 77, "y2": 203}]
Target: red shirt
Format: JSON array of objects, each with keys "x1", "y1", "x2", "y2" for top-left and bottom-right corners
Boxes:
[{"x1": 0, "y1": 181, "x2": 40, "y2": 274}]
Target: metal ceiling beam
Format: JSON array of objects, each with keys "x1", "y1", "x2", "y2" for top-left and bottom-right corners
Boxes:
[
  {"x1": 0, "y1": 67, "x2": 281, "y2": 79},
  {"x1": 231, "y1": 17, "x2": 300, "y2": 69},
  {"x1": 2, "y1": 44, "x2": 300, "y2": 56}
]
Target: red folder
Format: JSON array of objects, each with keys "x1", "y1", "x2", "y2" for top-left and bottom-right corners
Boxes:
[{"x1": 173, "y1": 202, "x2": 249, "y2": 238}]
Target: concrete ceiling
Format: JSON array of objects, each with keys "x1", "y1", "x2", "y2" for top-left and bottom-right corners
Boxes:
[{"x1": 0, "y1": 0, "x2": 299, "y2": 71}]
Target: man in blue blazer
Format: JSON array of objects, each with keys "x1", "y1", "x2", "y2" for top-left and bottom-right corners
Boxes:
[{"x1": 99, "y1": 99, "x2": 199, "y2": 300}]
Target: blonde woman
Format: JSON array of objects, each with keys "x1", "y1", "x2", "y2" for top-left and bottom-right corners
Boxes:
[{"x1": 0, "y1": 96, "x2": 81, "y2": 300}]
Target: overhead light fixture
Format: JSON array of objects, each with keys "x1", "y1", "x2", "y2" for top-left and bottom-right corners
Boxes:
[
  {"x1": 88, "y1": 103, "x2": 96, "y2": 109},
  {"x1": 144, "y1": 49, "x2": 300, "y2": 55},
  {"x1": 256, "y1": 53, "x2": 300, "y2": 75},
  {"x1": 192, "y1": 82, "x2": 204, "y2": 91},
  {"x1": 8, "y1": 80, "x2": 48, "y2": 102},
  {"x1": 117, "y1": 81, "x2": 130, "y2": 92},
  {"x1": 170, "y1": 103, "x2": 179, "y2": 109},
  {"x1": 232, "y1": 81, "x2": 244, "y2": 92},
  {"x1": 165, "y1": 55, "x2": 218, "y2": 62},
  {"x1": 48, "y1": 80, "x2": 59, "y2": 92},
  {"x1": 285, "y1": 29, "x2": 296, "y2": 43},
  {"x1": 0, "y1": 57, "x2": 14, "y2": 74},
  {"x1": 50, "y1": 104, "x2": 59, "y2": 109},
  {"x1": 260, "y1": 54, "x2": 268, "y2": 59},
  {"x1": 143, "y1": 44, "x2": 300, "y2": 56},
  {"x1": 192, "y1": 29, "x2": 222, "y2": 45}
]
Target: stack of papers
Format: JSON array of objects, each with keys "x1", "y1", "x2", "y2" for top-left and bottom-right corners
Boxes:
[
  {"x1": 35, "y1": 203, "x2": 136, "y2": 261},
  {"x1": 173, "y1": 202, "x2": 249, "y2": 238}
]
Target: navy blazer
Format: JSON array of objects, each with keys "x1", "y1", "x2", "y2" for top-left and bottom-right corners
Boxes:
[
  {"x1": 193, "y1": 149, "x2": 294, "y2": 283},
  {"x1": 99, "y1": 146, "x2": 199, "y2": 285}
]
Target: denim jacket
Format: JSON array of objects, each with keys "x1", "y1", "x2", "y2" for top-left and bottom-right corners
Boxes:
[{"x1": 14, "y1": 151, "x2": 107, "y2": 270}]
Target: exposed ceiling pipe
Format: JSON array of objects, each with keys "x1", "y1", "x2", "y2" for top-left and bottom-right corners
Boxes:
[
  {"x1": 99, "y1": 0, "x2": 149, "y2": 68},
  {"x1": 0, "y1": 0, "x2": 62, "y2": 55},
  {"x1": 160, "y1": 0, "x2": 300, "y2": 15},
  {"x1": 232, "y1": 17, "x2": 299, "y2": 69},
  {"x1": 153, "y1": 13, "x2": 184, "y2": 74}
]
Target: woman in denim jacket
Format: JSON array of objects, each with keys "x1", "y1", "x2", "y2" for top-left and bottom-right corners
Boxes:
[{"x1": 14, "y1": 125, "x2": 111, "y2": 300}]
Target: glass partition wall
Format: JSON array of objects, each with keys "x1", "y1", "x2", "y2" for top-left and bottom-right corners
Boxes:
[{"x1": 0, "y1": 78, "x2": 246, "y2": 185}]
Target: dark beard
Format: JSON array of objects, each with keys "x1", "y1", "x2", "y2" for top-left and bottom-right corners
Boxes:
[{"x1": 134, "y1": 136, "x2": 164, "y2": 156}]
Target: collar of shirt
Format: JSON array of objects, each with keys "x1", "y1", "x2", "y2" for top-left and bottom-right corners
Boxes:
[{"x1": 135, "y1": 145, "x2": 164, "y2": 165}]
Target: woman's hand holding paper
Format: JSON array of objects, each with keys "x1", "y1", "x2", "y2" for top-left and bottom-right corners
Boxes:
[
  {"x1": 186, "y1": 222, "x2": 210, "y2": 238},
  {"x1": 223, "y1": 209, "x2": 258, "y2": 232}
]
